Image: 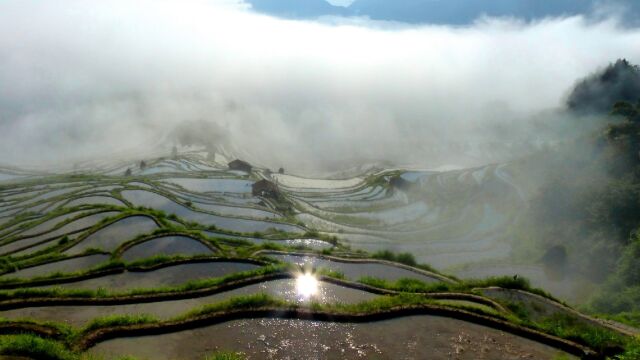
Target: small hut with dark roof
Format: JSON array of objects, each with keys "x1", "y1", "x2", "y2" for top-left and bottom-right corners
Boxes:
[
  {"x1": 252, "y1": 179, "x2": 280, "y2": 199},
  {"x1": 228, "y1": 159, "x2": 252, "y2": 173},
  {"x1": 388, "y1": 175, "x2": 412, "y2": 190}
]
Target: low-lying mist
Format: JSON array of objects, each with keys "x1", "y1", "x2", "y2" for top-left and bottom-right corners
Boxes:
[{"x1": 0, "y1": 0, "x2": 639, "y2": 173}]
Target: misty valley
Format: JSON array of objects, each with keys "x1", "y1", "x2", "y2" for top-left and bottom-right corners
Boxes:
[{"x1": 2, "y1": 1, "x2": 640, "y2": 359}]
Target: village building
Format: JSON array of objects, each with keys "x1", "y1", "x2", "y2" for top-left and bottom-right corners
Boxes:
[
  {"x1": 388, "y1": 175, "x2": 412, "y2": 190},
  {"x1": 252, "y1": 179, "x2": 280, "y2": 198},
  {"x1": 228, "y1": 159, "x2": 252, "y2": 173}
]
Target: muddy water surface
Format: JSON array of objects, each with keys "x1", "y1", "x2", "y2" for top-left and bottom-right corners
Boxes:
[{"x1": 89, "y1": 315, "x2": 577, "y2": 360}]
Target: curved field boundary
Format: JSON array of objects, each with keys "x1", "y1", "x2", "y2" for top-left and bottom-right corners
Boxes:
[
  {"x1": 75, "y1": 305, "x2": 597, "y2": 357},
  {"x1": 0, "y1": 272, "x2": 506, "y2": 317},
  {"x1": 0, "y1": 227, "x2": 89, "y2": 257},
  {"x1": 269, "y1": 173, "x2": 367, "y2": 194},
  {"x1": 0, "y1": 209, "x2": 116, "y2": 245},
  {"x1": 0, "y1": 267, "x2": 124, "y2": 290},
  {"x1": 0, "y1": 252, "x2": 109, "y2": 278},
  {"x1": 162, "y1": 183, "x2": 283, "y2": 216},
  {"x1": 254, "y1": 250, "x2": 456, "y2": 283},
  {"x1": 126, "y1": 257, "x2": 270, "y2": 272},
  {"x1": 121, "y1": 187, "x2": 306, "y2": 231},
  {"x1": 0, "y1": 257, "x2": 270, "y2": 290},
  {"x1": 58, "y1": 194, "x2": 127, "y2": 209},
  {"x1": 114, "y1": 232, "x2": 221, "y2": 257},
  {"x1": 319, "y1": 276, "x2": 508, "y2": 313},
  {"x1": 56, "y1": 213, "x2": 163, "y2": 254},
  {"x1": 479, "y1": 287, "x2": 640, "y2": 337},
  {"x1": 0, "y1": 273, "x2": 291, "y2": 310},
  {"x1": 0, "y1": 322, "x2": 63, "y2": 340}
]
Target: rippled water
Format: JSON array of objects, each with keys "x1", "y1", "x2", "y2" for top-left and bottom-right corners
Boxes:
[
  {"x1": 270, "y1": 254, "x2": 442, "y2": 283},
  {"x1": 0, "y1": 254, "x2": 110, "y2": 279},
  {"x1": 2, "y1": 279, "x2": 376, "y2": 327},
  {"x1": 90, "y1": 315, "x2": 576, "y2": 360},
  {"x1": 67, "y1": 215, "x2": 159, "y2": 253},
  {"x1": 121, "y1": 235, "x2": 214, "y2": 261}
]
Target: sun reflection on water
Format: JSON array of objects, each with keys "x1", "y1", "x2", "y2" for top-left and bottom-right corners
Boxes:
[{"x1": 296, "y1": 272, "x2": 319, "y2": 299}]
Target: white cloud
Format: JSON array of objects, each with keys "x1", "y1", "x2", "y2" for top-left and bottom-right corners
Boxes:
[{"x1": 0, "y1": 0, "x2": 639, "y2": 172}]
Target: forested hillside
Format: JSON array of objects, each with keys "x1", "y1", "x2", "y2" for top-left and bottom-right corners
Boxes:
[{"x1": 510, "y1": 60, "x2": 640, "y2": 322}]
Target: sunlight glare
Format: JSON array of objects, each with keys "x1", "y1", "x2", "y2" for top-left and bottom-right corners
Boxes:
[{"x1": 296, "y1": 273, "x2": 319, "y2": 299}]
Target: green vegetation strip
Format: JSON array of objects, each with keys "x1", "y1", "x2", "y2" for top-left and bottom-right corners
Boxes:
[
  {"x1": 358, "y1": 274, "x2": 561, "y2": 302},
  {"x1": 255, "y1": 249, "x2": 456, "y2": 283},
  {"x1": 0, "y1": 265, "x2": 289, "y2": 308},
  {"x1": 0, "y1": 255, "x2": 272, "y2": 290},
  {"x1": 113, "y1": 231, "x2": 220, "y2": 257},
  {"x1": 71, "y1": 293, "x2": 596, "y2": 358},
  {"x1": 0, "y1": 267, "x2": 511, "y2": 319}
]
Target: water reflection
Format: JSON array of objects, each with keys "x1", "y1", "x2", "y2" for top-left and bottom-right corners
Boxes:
[{"x1": 295, "y1": 272, "x2": 319, "y2": 299}]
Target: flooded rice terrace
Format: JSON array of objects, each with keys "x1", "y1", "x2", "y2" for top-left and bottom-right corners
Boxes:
[
  {"x1": 90, "y1": 315, "x2": 575, "y2": 360},
  {"x1": 0, "y1": 151, "x2": 619, "y2": 359}
]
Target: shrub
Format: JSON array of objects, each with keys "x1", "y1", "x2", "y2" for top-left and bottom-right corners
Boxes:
[
  {"x1": 205, "y1": 352, "x2": 245, "y2": 360},
  {"x1": 371, "y1": 250, "x2": 416, "y2": 266},
  {"x1": 58, "y1": 236, "x2": 70, "y2": 245},
  {"x1": 0, "y1": 335, "x2": 76, "y2": 360}
]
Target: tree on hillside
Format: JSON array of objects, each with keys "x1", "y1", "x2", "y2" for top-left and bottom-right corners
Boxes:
[
  {"x1": 567, "y1": 59, "x2": 640, "y2": 114},
  {"x1": 611, "y1": 100, "x2": 640, "y2": 121}
]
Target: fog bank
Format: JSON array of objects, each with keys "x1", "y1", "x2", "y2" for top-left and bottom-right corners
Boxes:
[{"x1": 1, "y1": 0, "x2": 640, "y2": 172}]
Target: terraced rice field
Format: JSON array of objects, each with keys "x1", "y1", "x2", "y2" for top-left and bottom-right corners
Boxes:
[{"x1": 0, "y1": 153, "x2": 632, "y2": 359}]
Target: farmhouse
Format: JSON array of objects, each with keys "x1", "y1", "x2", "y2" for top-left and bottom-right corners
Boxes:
[
  {"x1": 252, "y1": 179, "x2": 280, "y2": 198},
  {"x1": 228, "y1": 159, "x2": 252, "y2": 173}
]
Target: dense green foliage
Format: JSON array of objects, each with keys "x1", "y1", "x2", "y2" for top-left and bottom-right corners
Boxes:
[
  {"x1": 371, "y1": 249, "x2": 417, "y2": 266},
  {"x1": 204, "y1": 352, "x2": 246, "y2": 360},
  {"x1": 511, "y1": 93, "x2": 640, "y2": 317},
  {"x1": 0, "y1": 334, "x2": 76, "y2": 360},
  {"x1": 533, "y1": 314, "x2": 625, "y2": 355},
  {"x1": 358, "y1": 274, "x2": 557, "y2": 300}
]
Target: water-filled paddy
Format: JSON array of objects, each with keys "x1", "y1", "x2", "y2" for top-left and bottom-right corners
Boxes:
[
  {"x1": 189, "y1": 201, "x2": 278, "y2": 219},
  {"x1": 0, "y1": 173, "x2": 27, "y2": 182},
  {"x1": 0, "y1": 212, "x2": 119, "y2": 255},
  {"x1": 67, "y1": 216, "x2": 159, "y2": 254},
  {"x1": 89, "y1": 315, "x2": 576, "y2": 360},
  {"x1": 0, "y1": 156, "x2": 612, "y2": 358},
  {"x1": 121, "y1": 236, "x2": 215, "y2": 261},
  {"x1": 164, "y1": 178, "x2": 253, "y2": 193},
  {"x1": 21, "y1": 186, "x2": 88, "y2": 206},
  {"x1": 268, "y1": 253, "x2": 442, "y2": 283},
  {"x1": 39, "y1": 261, "x2": 259, "y2": 291},
  {"x1": 18, "y1": 210, "x2": 87, "y2": 237},
  {"x1": 63, "y1": 196, "x2": 126, "y2": 207},
  {"x1": 2, "y1": 279, "x2": 377, "y2": 327},
  {"x1": 205, "y1": 232, "x2": 333, "y2": 250},
  {"x1": 400, "y1": 170, "x2": 435, "y2": 183},
  {"x1": 139, "y1": 166, "x2": 179, "y2": 176},
  {"x1": 122, "y1": 190, "x2": 301, "y2": 233},
  {"x1": 453, "y1": 263, "x2": 592, "y2": 305},
  {"x1": 0, "y1": 254, "x2": 110, "y2": 279},
  {"x1": 272, "y1": 173, "x2": 363, "y2": 190}
]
